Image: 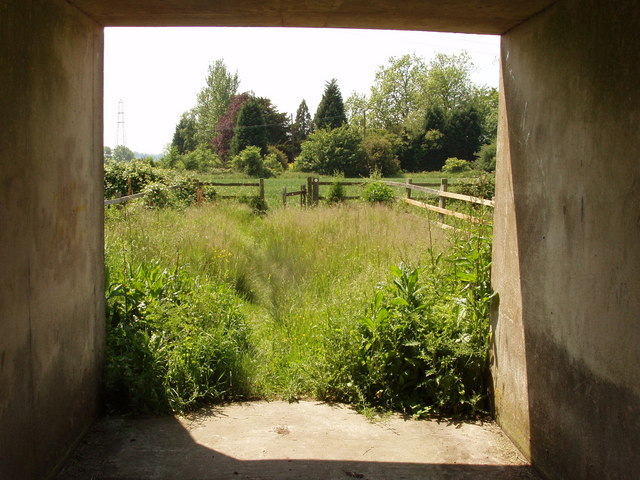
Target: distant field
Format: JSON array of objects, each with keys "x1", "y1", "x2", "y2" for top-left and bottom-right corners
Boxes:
[{"x1": 197, "y1": 171, "x2": 475, "y2": 208}]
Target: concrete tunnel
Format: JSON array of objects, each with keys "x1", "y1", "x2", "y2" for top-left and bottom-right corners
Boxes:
[{"x1": 1, "y1": 0, "x2": 638, "y2": 478}]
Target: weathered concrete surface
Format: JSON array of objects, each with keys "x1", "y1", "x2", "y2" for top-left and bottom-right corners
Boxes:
[
  {"x1": 56, "y1": 401, "x2": 540, "y2": 479},
  {"x1": 492, "y1": 0, "x2": 640, "y2": 478},
  {"x1": 0, "y1": 1, "x2": 104, "y2": 479},
  {"x1": 65, "y1": 0, "x2": 557, "y2": 33}
]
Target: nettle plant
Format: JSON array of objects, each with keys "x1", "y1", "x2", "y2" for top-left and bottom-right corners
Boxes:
[{"x1": 324, "y1": 226, "x2": 494, "y2": 417}]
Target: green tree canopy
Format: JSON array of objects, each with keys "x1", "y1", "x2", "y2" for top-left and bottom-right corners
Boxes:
[
  {"x1": 314, "y1": 79, "x2": 347, "y2": 130},
  {"x1": 294, "y1": 125, "x2": 366, "y2": 177},
  {"x1": 230, "y1": 99, "x2": 268, "y2": 156},
  {"x1": 171, "y1": 110, "x2": 198, "y2": 155},
  {"x1": 368, "y1": 54, "x2": 427, "y2": 132},
  {"x1": 195, "y1": 59, "x2": 240, "y2": 150},
  {"x1": 421, "y1": 52, "x2": 476, "y2": 117},
  {"x1": 255, "y1": 97, "x2": 290, "y2": 151},
  {"x1": 213, "y1": 92, "x2": 250, "y2": 161},
  {"x1": 345, "y1": 92, "x2": 370, "y2": 135},
  {"x1": 112, "y1": 145, "x2": 135, "y2": 163}
]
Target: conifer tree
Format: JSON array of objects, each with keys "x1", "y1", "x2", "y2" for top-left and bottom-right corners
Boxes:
[
  {"x1": 230, "y1": 99, "x2": 268, "y2": 156},
  {"x1": 292, "y1": 100, "x2": 312, "y2": 157},
  {"x1": 314, "y1": 79, "x2": 347, "y2": 130}
]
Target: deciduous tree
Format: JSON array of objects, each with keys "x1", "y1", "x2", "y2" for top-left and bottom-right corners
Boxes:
[
  {"x1": 195, "y1": 59, "x2": 240, "y2": 149},
  {"x1": 213, "y1": 92, "x2": 250, "y2": 161},
  {"x1": 368, "y1": 54, "x2": 426, "y2": 132},
  {"x1": 171, "y1": 110, "x2": 198, "y2": 155}
]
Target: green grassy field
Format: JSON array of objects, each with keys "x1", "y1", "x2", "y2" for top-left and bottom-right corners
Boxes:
[
  {"x1": 196, "y1": 170, "x2": 476, "y2": 207},
  {"x1": 104, "y1": 199, "x2": 493, "y2": 417}
]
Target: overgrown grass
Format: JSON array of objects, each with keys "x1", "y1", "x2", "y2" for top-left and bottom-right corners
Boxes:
[{"x1": 104, "y1": 199, "x2": 492, "y2": 417}]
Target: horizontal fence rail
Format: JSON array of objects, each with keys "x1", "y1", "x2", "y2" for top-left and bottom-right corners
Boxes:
[
  {"x1": 382, "y1": 180, "x2": 495, "y2": 207},
  {"x1": 104, "y1": 176, "x2": 493, "y2": 228},
  {"x1": 104, "y1": 179, "x2": 265, "y2": 206},
  {"x1": 380, "y1": 178, "x2": 494, "y2": 228}
]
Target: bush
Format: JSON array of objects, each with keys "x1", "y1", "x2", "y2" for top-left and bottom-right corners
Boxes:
[
  {"x1": 361, "y1": 181, "x2": 395, "y2": 204},
  {"x1": 294, "y1": 126, "x2": 367, "y2": 177},
  {"x1": 142, "y1": 182, "x2": 171, "y2": 209},
  {"x1": 362, "y1": 133, "x2": 401, "y2": 177},
  {"x1": 104, "y1": 159, "x2": 163, "y2": 198},
  {"x1": 326, "y1": 181, "x2": 346, "y2": 204},
  {"x1": 473, "y1": 141, "x2": 497, "y2": 172},
  {"x1": 201, "y1": 185, "x2": 217, "y2": 201},
  {"x1": 267, "y1": 146, "x2": 288, "y2": 170},
  {"x1": 182, "y1": 145, "x2": 220, "y2": 172},
  {"x1": 442, "y1": 157, "x2": 471, "y2": 173},
  {"x1": 232, "y1": 146, "x2": 269, "y2": 177},
  {"x1": 452, "y1": 172, "x2": 495, "y2": 200},
  {"x1": 238, "y1": 195, "x2": 268, "y2": 215}
]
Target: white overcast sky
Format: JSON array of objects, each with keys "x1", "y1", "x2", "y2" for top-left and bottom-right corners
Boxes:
[{"x1": 104, "y1": 27, "x2": 500, "y2": 155}]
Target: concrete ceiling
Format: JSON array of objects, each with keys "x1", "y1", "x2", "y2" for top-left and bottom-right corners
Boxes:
[{"x1": 68, "y1": 0, "x2": 558, "y2": 34}]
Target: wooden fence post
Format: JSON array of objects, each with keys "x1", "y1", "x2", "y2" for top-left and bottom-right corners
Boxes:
[
  {"x1": 301, "y1": 185, "x2": 307, "y2": 207},
  {"x1": 127, "y1": 177, "x2": 133, "y2": 196},
  {"x1": 196, "y1": 181, "x2": 203, "y2": 205},
  {"x1": 313, "y1": 178, "x2": 320, "y2": 206},
  {"x1": 306, "y1": 177, "x2": 313, "y2": 206},
  {"x1": 406, "y1": 178, "x2": 413, "y2": 199},
  {"x1": 259, "y1": 178, "x2": 265, "y2": 202},
  {"x1": 282, "y1": 186, "x2": 287, "y2": 206},
  {"x1": 439, "y1": 178, "x2": 448, "y2": 223}
]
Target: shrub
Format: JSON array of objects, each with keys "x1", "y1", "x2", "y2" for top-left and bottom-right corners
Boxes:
[
  {"x1": 294, "y1": 126, "x2": 367, "y2": 177},
  {"x1": 263, "y1": 153, "x2": 285, "y2": 173},
  {"x1": 267, "y1": 146, "x2": 289, "y2": 169},
  {"x1": 232, "y1": 146, "x2": 269, "y2": 177},
  {"x1": 453, "y1": 172, "x2": 495, "y2": 200},
  {"x1": 142, "y1": 182, "x2": 171, "y2": 209},
  {"x1": 326, "y1": 181, "x2": 346, "y2": 203},
  {"x1": 361, "y1": 181, "x2": 395, "y2": 204},
  {"x1": 182, "y1": 145, "x2": 221, "y2": 172},
  {"x1": 473, "y1": 141, "x2": 497, "y2": 172},
  {"x1": 104, "y1": 159, "x2": 163, "y2": 198},
  {"x1": 201, "y1": 185, "x2": 217, "y2": 201},
  {"x1": 362, "y1": 133, "x2": 401, "y2": 177},
  {"x1": 442, "y1": 157, "x2": 471, "y2": 173}
]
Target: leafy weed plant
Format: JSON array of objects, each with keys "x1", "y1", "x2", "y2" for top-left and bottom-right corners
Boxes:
[
  {"x1": 104, "y1": 256, "x2": 252, "y2": 414},
  {"x1": 104, "y1": 200, "x2": 493, "y2": 418}
]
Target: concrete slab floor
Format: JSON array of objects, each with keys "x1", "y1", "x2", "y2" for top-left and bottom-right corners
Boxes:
[{"x1": 56, "y1": 400, "x2": 540, "y2": 480}]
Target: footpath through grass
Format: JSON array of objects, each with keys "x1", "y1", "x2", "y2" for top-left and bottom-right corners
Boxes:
[{"x1": 104, "y1": 200, "x2": 493, "y2": 418}]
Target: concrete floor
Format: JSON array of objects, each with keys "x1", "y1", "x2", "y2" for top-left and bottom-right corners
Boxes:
[{"x1": 56, "y1": 400, "x2": 540, "y2": 480}]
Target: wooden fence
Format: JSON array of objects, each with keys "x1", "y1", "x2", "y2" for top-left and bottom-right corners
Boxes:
[
  {"x1": 104, "y1": 176, "x2": 493, "y2": 228},
  {"x1": 381, "y1": 178, "x2": 494, "y2": 229},
  {"x1": 104, "y1": 179, "x2": 265, "y2": 206},
  {"x1": 201, "y1": 179, "x2": 265, "y2": 201}
]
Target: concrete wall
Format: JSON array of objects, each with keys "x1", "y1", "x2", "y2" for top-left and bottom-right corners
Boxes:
[
  {"x1": 0, "y1": 1, "x2": 104, "y2": 478},
  {"x1": 492, "y1": 0, "x2": 640, "y2": 478}
]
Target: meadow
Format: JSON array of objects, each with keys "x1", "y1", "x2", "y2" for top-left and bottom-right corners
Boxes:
[
  {"x1": 196, "y1": 170, "x2": 486, "y2": 207},
  {"x1": 104, "y1": 197, "x2": 493, "y2": 417}
]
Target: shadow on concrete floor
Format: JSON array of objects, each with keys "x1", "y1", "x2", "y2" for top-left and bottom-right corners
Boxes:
[{"x1": 56, "y1": 401, "x2": 540, "y2": 480}]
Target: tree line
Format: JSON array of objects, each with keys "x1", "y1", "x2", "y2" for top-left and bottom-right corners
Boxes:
[{"x1": 151, "y1": 53, "x2": 497, "y2": 176}]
